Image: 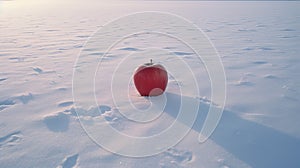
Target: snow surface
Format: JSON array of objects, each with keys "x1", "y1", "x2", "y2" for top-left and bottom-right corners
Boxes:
[{"x1": 1, "y1": 1, "x2": 300, "y2": 168}]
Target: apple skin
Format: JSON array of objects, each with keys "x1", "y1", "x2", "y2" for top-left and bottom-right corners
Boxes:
[{"x1": 133, "y1": 63, "x2": 168, "y2": 96}]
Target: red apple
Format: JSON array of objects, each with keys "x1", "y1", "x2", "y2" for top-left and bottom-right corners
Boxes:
[{"x1": 133, "y1": 60, "x2": 168, "y2": 96}]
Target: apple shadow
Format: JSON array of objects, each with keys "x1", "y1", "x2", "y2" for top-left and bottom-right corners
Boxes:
[{"x1": 164, "y1": 92, "x2": 300, "y2": 168}]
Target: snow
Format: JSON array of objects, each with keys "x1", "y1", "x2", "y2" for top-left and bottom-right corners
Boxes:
[{"x1": 1, "y1": 0, "x2": 300, "y2": 168}]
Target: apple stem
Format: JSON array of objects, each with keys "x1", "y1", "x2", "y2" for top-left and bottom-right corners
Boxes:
[{"x1": 150, "y1": 59, "x2": 153, "y2": 64}]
